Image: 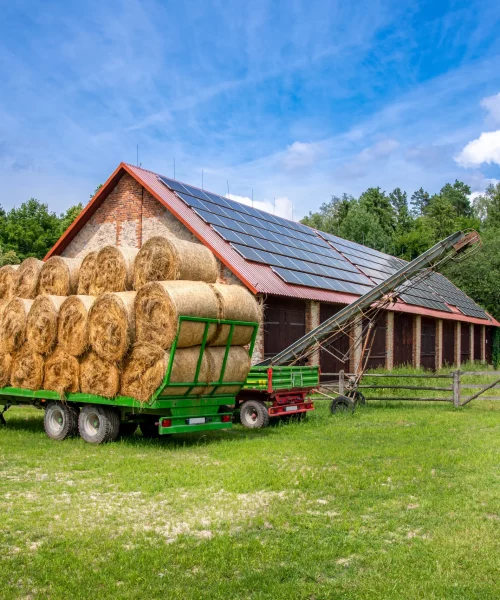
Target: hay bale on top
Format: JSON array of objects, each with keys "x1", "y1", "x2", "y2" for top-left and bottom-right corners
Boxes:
[
  {"x1": 0, "y1": 264, "x2": 20, "y2": 300},
  {"x1": 206, "y1": 346, "x2": 251, "y2": 394},
  {"x1": 88, "y1": 291, "x2": 135, "y2": 361},
  {"x1": 133, "y1": 236, "x2": 218, "y2": 290},
  {"x1": 89, "y1": 246, "x2": 139, "y2": 295},
  {"x1": 135, "y1": 281, "x2": 219, "y2": 349},
  {"x1": 13, "y1": 257, "x2": 43, "y2": 299},
  {"x1": 0, "y1": 352, "x2": 12, "y2": 387},
  {"x1": 38, "y1": 256, "x2": 82, "y2": 296},
  {"x1": 57, "y1": 295, "x2": 95, "y2": 356},
  {"x1": 10, "y1": 344, "x2": 44, "y2": 390},
  {"x1": 120, "y1": 342, "x2": 168, "y2": 402},
  {"x1": 1, "y1": 298, "x2": 34, "y2": 353},
  {"x1": 80, "y1": 351, "x2": 120, "y2": 398},
  {"x1": 77, "y1": 251, "x2": 97, "y2": 294},
  {"x1": 44, "y1": 348, "x2": 80, "y2": 396},
  {"x1": 26, "y1": 295, "x2": 66, "y2": 355},
  {"x1": 210, "y1": 284, "x2": 261, "y2": 346}
]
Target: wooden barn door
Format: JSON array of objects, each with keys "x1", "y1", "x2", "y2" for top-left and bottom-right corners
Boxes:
[
  {"x1": 393, "y1": 313, "x2": 413, "y2": 367},
  {"x1": 263, "y1": 297, "x2": 306, "y2": 361},
  {"x1": 442, "y1": 320, "x2": 455, "y2": 366},
  {"x1": 474, "y1": 324, "x2": 482, "y2": 361},
  {"x1": 421, "y1": 317, "x2": 436, "y2": 370},
  {"x1": 461, "y1": 324, "x2": 470, "y2": 364},
  {"x1": 319, "y1": 303, "x2": 350, "y2": 379},
  {"x1": 363, "y1": 314, "x2": 387, "y2": 369},
  {"x1": 485, "y1": 327, "x2": 493, "y2": 364}
]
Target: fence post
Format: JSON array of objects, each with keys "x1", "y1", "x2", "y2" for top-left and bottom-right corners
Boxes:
[
  {"x1": 339, "y1": 370, "x2": 345, "y2": 395},
  {"x1": 453, "y1": 370, "x2": 461, "y2": 408}
]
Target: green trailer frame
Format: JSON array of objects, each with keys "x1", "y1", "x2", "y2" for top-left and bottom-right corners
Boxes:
[{"x1": 0, "y1": 316, "x2": 259, "y2": 436}]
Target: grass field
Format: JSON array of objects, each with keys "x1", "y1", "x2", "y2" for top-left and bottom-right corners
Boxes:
[{"x1": 1, "y1": 376, "x2": 500, "y2": 599}]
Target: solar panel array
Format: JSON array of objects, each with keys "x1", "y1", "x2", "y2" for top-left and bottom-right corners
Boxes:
[{"x1": 158, "y1": 175, "x2": 489, "y2": 320}]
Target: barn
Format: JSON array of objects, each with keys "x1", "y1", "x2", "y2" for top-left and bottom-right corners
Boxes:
[{"x1": 46, "y1": 162, "x2": 499, "y2": 372}]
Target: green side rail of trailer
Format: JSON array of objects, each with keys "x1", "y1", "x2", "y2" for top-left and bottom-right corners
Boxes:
[
  {"x1": 243, "y1": 365, "x2": 320, "y2": 393},
  {"x1": 0, "y1": 316, "x2": 259, "y2": 436}
]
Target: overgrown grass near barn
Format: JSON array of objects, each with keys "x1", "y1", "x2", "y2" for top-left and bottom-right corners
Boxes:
[{"x1": 2, "y1": 378, "x2": 500, "y2": 599}]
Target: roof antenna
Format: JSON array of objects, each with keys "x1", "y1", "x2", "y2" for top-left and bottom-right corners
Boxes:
[
  {"x1": 136, "y1": 144, "x2": 139, "y2": 167},
  {"x1": 227, "y1": 180, "x2": 230, "y2": 197},
  {"x1": 174, "y1": 158, "x2": 176, "y2": 180}
]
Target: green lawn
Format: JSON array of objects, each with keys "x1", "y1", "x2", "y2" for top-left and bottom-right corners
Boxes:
[{"x1": 1, "y1": 391, "x2": 500, "y2": 599}]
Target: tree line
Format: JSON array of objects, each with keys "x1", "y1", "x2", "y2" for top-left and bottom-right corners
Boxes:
[{"x1": 301, "y1": 181, "x2": 500, "y2": 320}]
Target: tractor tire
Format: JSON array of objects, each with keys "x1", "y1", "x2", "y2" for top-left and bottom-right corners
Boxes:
[
  {"x1": 78, "y1": 405, "x2": 120, "y2": 444},
  {"x1": 239, "y1": 400, "x2": 270, "y2": 429},
  {"x1": 330, "y1": 395, "x2": 355, "y2": 414},
  {"x1": 140, "y1": 419, "x2": 160, "y2": 439},
  {"x1": 44, "y1": 402, "x2": 79, "y2": 441},
  {"x1": 119, "y1": 422, "x2": 138, "y2": 437}
]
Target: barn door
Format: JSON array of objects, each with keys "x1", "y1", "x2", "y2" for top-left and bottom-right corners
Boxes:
[
  {"x1": 442, "y1": 320, "x2": 455, "y2": 366},
  {"x1": 263, "y1": 297, "x2": 306, "y2": 360},
  {"x1": 393, "y1": 313, "x2": 413, "y2": 367},
  {"x1": 363, "y1": 314, "x2": 387, "y2": 369},
  {"x1": 420, "y1": 317, "x2": 436, "y2": 370},
  {"x1": 319, "y1": 303, "x2": 349, "y2": 379},
  {"x1": 461, "y1": 324, "x2": 470, "y2": 364}
]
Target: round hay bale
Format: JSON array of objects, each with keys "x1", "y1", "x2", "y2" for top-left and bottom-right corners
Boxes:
[
  {"x1": 10, "y1": 344, "x2": 44, "y2": 390},
  {"x1": 80, "y1": 351, "x2": 120, "y2": 398},
  {"x1": 44, "y1": 348, "x2": 79, "y2": 396},
  {"x1": 133, "y1": 236, "x2": 218, "y2": 290},
  {"x1": 88, "y1": 291, "x2": 136, "y2": 361},
  {"x1": 57, "y1": 295, "x2": 95, "y2": 356},
  {"x1": 135, "y1": 281, "x2": 219, "y2": 349},
  {"x1": 13, "y1": 258, "x2": 43, "y2": 299},
  {"x1": 89, "y1": 246, "x2": 139, "y2": 295},
  {"x1": 77, "y1": 251, "x2": 97, "y2": 294},
  {"x1": 0, "y1": 352, "x2": 12, "y2": 387},
  {"x1": 0, "y1": 264, "x2": 20, "y2": 300},
  {"x1": 38, "y1": 256, "x2": 82, "y2": 296},
  {"x1": 163, "y1": 346, "x2": 211, "y2": 397},
  {"x1": 210, "y1": 284, "x2": 261, "y2": 346},
  {"x1": 26, "y1": 295, "x2": 66, "y2": 355},
  {"x1": 120, "y1": 342, "x2": 168, "y2": 402},
  {"x1": 1, "y1": 298, "x2": 34, "y2": 352},
  {"x1": 206, "y1": 346, "x2": 251, "y2": 394}
]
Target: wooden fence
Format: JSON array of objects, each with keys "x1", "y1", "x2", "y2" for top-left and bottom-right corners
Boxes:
[{"x1": 320, "y1": 371, "x2": 500, "y2": 408}]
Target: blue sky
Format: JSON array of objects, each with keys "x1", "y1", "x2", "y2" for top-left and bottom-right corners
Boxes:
[{"x1": 1, "y1": 0, "x2": 500, "y2": 219}]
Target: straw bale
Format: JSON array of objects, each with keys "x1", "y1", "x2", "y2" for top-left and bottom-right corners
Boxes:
[
  {"x1": 120, "y1": 342, "x2": 168, "y2": 402},
  {"x1": 77, "y1": 251, "x2": 97, "y2": 294},
  {"x1": 26, "y1": 295, "x2": 66, "y2": 355},
  {"x1": 206, "y1": 346, "x2": 251, "y2": 394},
  {"x1": 13, "y1": 258, "x2": 43, "y2": 299},
  {"x1": 133, "y1": 236, "x2": 218, "y2": 290},
  {"x1": 10, "y1": 344, "x2": 44, "y2": 390},
  {"x1": 79, "y1": 351, "x2": 120, "y2": 398},
  {"x1": 89, "y1": 246, "x2": 139, "y2": 295},
  {"x1": 38, "y1": 256, "x2": 81, "y2": 296},
  {"x1": 135, "y1": 281, "x2": 219, "y2": 349},
  {"x1": 0, "y1": 352, "x2": 12, "y2": 387},
  {"x1": 57, "y1": 295, "x2": 95, "y2": 356},
  {"x1": 1, "y1": 298, "x2": 34, "y2": 352},
  {"x1": 210, "y1": 283, "x2": 261, "y2": 346},
  {"x1": 0, "y1": 264, "x2": 20, "y2": 300},
  {"x1": 88, "y1": 291, "x2": 136, "y2": 361},
  {"x1": 44, "y1": 348, "x2": 79, "y2": 396}
]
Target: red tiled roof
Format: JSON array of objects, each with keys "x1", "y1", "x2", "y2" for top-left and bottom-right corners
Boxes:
[{"x1": 46, "y1": 162, "x2": 499, "y2": 327}]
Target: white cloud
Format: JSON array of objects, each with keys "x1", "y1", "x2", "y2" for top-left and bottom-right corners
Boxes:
[
  {"x1": 227, "y1": 193, "x2": 293, "y2": 220},
  {"x1": 455, "y1": 130, "x2": 500, "y2": 167},
  {"x1": 281, "y1": 141, "x2": 320, "y2": 171},
  {"x1": 481, "y1": 92, "x2": 500, "y2": 123},
  {"x1": 357, "y1": 138, "x2": 400, "y2": 162}
]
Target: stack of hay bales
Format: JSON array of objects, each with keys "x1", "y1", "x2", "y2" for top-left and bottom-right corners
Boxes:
[{"x1": 0, "y1": 237, "x2": 260, "y2": 402}]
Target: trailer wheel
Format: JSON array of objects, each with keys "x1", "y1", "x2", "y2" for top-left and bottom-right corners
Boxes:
[
  {"x1": 239, "y1": 400, "x2": 269, "y2": 429},
  {"x1": 44, "y1": 402, "x2": 79, "y2": 441},
  {"x1": 119, "y1": 422, "x2": 138, "y2": 437},
  {"x1": 330, "y1": 395, "x2": 355, "y2": 414},
  {"x1": 78, "y1": 405, "x2": 120, "y2": 444},
  {"x1": 139, "y1": 419, "x2": 160, "y2": 439}
]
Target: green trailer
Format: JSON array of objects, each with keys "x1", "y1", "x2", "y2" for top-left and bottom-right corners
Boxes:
[{"x1": 0, "y1": 316, "x2": 259, "y2": 443}]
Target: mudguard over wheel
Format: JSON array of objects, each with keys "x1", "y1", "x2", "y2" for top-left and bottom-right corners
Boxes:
[
  {"x1": 78, "y1": 405, "x2": 120, "y2": 444},
  {"x1": 44, "y1": 402, "x2": 79, "y2": 441},
  {"x1": 330, "y1": 395, "x2": 355, "y2": 414},
  {"x1": 239, "y1": 400, "x2": 270, "y2": 429}
]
